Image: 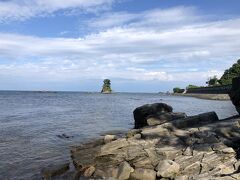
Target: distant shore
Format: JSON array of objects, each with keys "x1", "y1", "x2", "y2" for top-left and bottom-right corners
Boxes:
[{"x1": 172, "y1": 93, "x2": 230, "y2": 101}]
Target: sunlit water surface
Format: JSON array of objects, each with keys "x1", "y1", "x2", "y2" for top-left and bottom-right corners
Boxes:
[{"x1": 0, "y1": 91, "x2": 237, "y2": 179}]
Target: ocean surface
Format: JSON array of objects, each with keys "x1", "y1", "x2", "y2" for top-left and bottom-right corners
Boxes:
[{"x1": 0, "y1": 91, "x2": 237, "y2": 179}]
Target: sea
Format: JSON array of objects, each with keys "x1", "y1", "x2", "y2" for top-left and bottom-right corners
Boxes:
[{"x1": 0, "y1": 91, "x2": 237, "y2": 179}]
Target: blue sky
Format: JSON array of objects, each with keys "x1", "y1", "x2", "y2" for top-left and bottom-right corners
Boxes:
[{"x1": 0, "y1": 0, "x2": 240, "y2": 92}]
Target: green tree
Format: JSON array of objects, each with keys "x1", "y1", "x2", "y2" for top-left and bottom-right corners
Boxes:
[
  {"x1": 206, "y1": 75, "x2": 219, "y2": 86},
  {"x1": 101, "y1": 79, "x2": 112, "y2": 93},
  {"x1": 219, "y1": 59, "x2": 240, "y2": 85},
  {"x1": 173, "y1": 87, "x2": 185, "y2": 93}
]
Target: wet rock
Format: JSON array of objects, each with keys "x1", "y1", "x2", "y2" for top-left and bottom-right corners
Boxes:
[
  {"x1": 41, "y1": 163, "x2": 70, "y2": 179},
  {"x1": 129, "y1": 168, "x2": 156, "y2": 180},
  {"x1": 104, "y1": 135, "x2": 117, "y2": 144},
  {"x1": 156, "y1": 160, "x2": 180, "y2": 178},
  {"x1": 51, "y1": 171, "x2": 80, "y2": 180},
  {"x1": 57, "y1": 133, "x2": 73, "y2": 139},
  {"x1": 116, "y1": 161, "x2": 134, "y2": 180},
  {"x1": 133, "y1": 103, "x2": 173, "y2": 128}
]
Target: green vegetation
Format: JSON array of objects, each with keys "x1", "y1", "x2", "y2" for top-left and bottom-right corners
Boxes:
[
  {"x1": 206, "y1": 75, "x2": 219, "y2": 86},
  {"x1": 173, "y1": 87, "x2": 185, "y2": 93},
  {"x1": 101, "y1": 79, "x2": 112, "y2": 93},
  {"x1": 219, "y1": 59, "x2": 240, "y2": 85},
  {"x1": 186, "y1": 84, "x2": 199, "y2": 89}
]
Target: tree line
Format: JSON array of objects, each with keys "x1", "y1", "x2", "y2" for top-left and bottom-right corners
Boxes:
[{"x1": 173, "y1": 59, "x2": 240, "y2": 93}]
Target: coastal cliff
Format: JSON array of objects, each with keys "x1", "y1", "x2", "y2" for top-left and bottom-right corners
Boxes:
[{"x1": 42, "y1": 103, "x2": 240, "y2": 180}]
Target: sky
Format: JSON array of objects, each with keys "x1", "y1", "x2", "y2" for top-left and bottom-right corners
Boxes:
[{"x1": 0, "y1": 0, "x2": 240, "y2": 92}]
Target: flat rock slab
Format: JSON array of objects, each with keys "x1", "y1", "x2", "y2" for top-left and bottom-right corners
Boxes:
[{"x1": 51, "y1": 107, "x2": 240, "y2": 180}]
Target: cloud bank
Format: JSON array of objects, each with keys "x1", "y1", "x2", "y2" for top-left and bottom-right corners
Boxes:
[
  {"x1": 0, "y1": 0, "x2": 114, "y2": 22},
  {"x1": 0, "y1": 5, "x2": 240, "y2": 90}
]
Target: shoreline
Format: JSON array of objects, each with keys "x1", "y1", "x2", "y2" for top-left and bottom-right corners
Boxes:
[
  {"x1": 171, "y1": 93, "x2": 230, "y2": 101},
  {"x1": 42, "y1": 109, "x2": 240, "y2": 179}
]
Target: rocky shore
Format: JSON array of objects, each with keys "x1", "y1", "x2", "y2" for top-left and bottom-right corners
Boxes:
[{"x1": 42, "y1": 102, "x2": 240, "y2": 180}]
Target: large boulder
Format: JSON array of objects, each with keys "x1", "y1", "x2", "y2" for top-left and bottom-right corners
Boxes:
[
  {"x1": 133, "y1": 103, "x2": 173, "y2": 128},
  {"x1": 229, "y1": 76, "x2": 240, "y2": 115}
]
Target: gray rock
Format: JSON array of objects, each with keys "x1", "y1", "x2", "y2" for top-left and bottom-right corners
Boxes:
[
  {"x1": 104, "y1": 135, "x2": 117, "y2": 144},
  {"x1": 221, "y1": 147, "x2": 236, "y2": 154},
  {"x1": 147, "y1": 112, "x2": 187, "y2": 126},
  {"x1": 129, "y1": 168, "x2": 156, "y2": 180},
  {"x1": 141, "y1": 125, "x2": 170, "y2": 139},
  {"x1": 156, "y1": 160, "x2": 180, "y2": 178},
  {"x1": 175, "y1": 175, "x2": 189, "y2": 180},
  {"x1": 182, "y1": 161, "x2": 201, "y2": 175},
  {"x1": 117, "y1": 161, "x2": 134, "y2": 180},
  {"x1": 172, "y1": 111, "x2": 219, "y2": 128},
  {"x1": 133, "y1": 103, "x2": 173, "y2": 128},
  {"x1": 147, "y1": 117, "x2": 162, "y2": 126},
  {"x1": 83, "y1": 166, "x2": 95, "y2": 177},
  {"x1": 126, "y1": 129, "x2": 142, "y2": 138},
  {"x1": 131, "y1": 156, "x2": 155, "y2": 169},
  {"x1": 234, "y1": 160, "x2": 240, "y2": 170},
  {"x1": 183, "y1": 146, "x2": 193, "y2": 156},
  {"x1": 231, "y1": 173, "x2": 240, "y2": 179},
  {"x1": 41, "y1": 163, "x2": 69, "y2": 179},
  {"x1": 94, "y1": 167, "x2": 118, "y2": 178},
  {"x1": 133, "y1": 133, "x2": 141, "y2": 139},
  {"x1": 156, "y1": 146, "x2": 182, "y2": 160},
  {"x1": 99, "y1": 138, "x2": 129, "y2": 156}
]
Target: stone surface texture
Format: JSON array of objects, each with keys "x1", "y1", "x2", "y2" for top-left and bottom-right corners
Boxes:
[{"x1": 46, "y1": 103, "x2": 240, "y2": 180}]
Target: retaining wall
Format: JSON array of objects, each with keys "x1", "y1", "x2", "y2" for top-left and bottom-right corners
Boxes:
[{"x1": 186, "y1": 85, "x2": 232, "y2": 94}]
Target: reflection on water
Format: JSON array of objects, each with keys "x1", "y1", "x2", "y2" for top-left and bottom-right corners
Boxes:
[{"x1": 0, "y1": 91, "x2": 237, "y2": 179}]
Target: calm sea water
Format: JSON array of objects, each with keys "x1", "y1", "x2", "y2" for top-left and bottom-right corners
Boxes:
[{"x1": 0, "y1": 91, "x2": 237, "y2": 179}]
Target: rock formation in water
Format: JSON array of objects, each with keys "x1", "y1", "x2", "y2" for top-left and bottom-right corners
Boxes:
[
  {"x1": 43, "y1": 103, "x2": 240, "y2": 180},
  {"x1": 229, "y1": 76, "x2": 240, "y2": 115},
  {"x1": 101, "y1": 79, "x2": 112, "y2": 94}
]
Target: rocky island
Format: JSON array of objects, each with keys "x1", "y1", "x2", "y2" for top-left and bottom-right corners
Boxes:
[
  {"x1": 101, "y1": 79, "x2": 112, "y2": 94},
  {"x1": 42, "y1": 77, "x2": 240, "y2": 180}
]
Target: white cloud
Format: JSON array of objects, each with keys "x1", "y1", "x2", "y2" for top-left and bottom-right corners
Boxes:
[
  {"x1": 0, "y1": 6, "x2": 240, "y2": 84},
  {"x1": 0, "y1": 0, "x2": 114, "y2": 22},
  {"x1": 87, "y1": 6, "x2": 199, "y2": 30}
]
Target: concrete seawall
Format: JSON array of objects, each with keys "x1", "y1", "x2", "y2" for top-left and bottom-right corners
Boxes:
[
  {"x1": 186, "y1": 85, "x2": 232, "y2": 94},
  {"x1": 173, "y1": 93, "x2": 230, "y2": 100}
]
